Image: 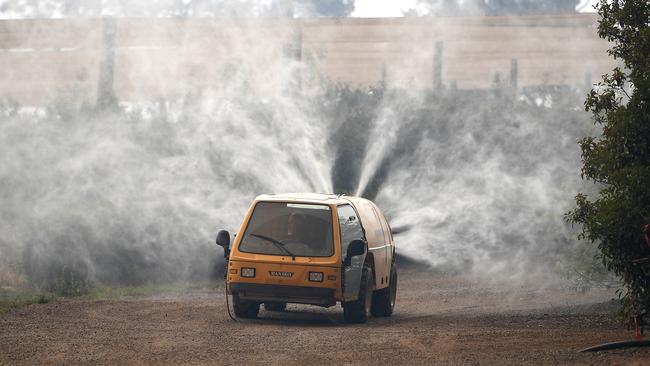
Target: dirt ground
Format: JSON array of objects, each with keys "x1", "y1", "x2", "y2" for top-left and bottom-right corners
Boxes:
[{"x1": 1, "y1": 266, "x2": 649, "y2": 365}]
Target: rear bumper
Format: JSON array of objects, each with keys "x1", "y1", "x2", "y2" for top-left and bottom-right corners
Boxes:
[{"x1": 230, "y1": 283, "x2": 336, "y2": 307}]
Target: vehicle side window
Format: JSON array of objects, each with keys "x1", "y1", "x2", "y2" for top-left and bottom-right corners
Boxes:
[
  {"x1": 372, "y1": 204, "x2": 392, "y2": 244},
  {"x1": 337, "y1": 205, "x2": 364, "y2": 256},
  {"x1": 370, "y1": 205, "x2": 388, "y2": 245}
]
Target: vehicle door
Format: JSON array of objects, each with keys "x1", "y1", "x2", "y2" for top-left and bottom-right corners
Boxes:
[{"x1": 337, "y1": 204, "x2": 366, "y2": 301}]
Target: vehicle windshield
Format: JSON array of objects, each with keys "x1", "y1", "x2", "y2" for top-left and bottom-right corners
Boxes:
[{"x1": 239, "y1": 202, "x2": 334, "y2": 257}]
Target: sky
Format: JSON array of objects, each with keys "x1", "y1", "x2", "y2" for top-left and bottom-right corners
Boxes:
[
  {"x1": 351, "y1": 0, "x2": 600, "y2": 18},
  {"x1": 352, "y1": 0, "x2": 417, "y2": 17}
]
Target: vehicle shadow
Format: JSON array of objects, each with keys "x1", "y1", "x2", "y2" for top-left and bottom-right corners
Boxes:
[
  {"x1": 250, "y1": 308, "x2": 342, "y2": 327},
  {"x1": 234, "y1": 307, "x2": 418, "y2": 328}
]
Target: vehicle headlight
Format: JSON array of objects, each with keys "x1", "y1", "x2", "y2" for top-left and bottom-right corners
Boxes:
[
  {"x1": 241, "y1": 267, "x2": 256, "y2": 278},
  {"x1": 309, "y1": 272, "x2": 323, "y2": 282}
]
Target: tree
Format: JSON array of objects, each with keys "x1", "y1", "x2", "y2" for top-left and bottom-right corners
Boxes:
[
  {"x1": 296, "y1": 0, "x2": 354, "y2": 17},
  {"x1": 404, "y1": 0, "x2": 579, "y2": 17},
  {"x1": 566, "y1": 0, "x2": 650, "y2": 320},
  {"x1": 0, "y1": 0, "x2": 354, "y2": 19},
  {"x1": 483, "y1": 0, "x2": 580, "y2": 15}
]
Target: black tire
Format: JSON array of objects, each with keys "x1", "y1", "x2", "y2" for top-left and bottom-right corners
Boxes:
[
  {"x1": 371, "y1": 264, "x2": 397, "y2": 317},
  {"x1": 233, "y1": 293, "x2": 260, "y2": 318},
  {"x1": 263, "y1": 302, "x2": 287, "y2": 312},
  {"x1": 343, "y1": 264, "x2": 374, "y2": 324}
]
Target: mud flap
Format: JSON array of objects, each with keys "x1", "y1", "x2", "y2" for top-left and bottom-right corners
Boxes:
[{"x1": 342, "y1": 251, "x2": 367, "y2": 302}]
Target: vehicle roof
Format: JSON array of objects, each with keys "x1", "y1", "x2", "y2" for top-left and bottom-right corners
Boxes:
[{"x1": 254, "y1": 192, "x2": 367, "y2": 206}]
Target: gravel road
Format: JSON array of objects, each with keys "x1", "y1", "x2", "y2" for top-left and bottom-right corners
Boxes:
[{"x1": 1, "y1": 266, "x2": 649, "y2": 365}]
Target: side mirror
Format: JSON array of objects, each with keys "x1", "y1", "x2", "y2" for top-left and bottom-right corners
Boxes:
[
  {"x1": 347, "y1": 239, "x2": 366, "y2": 258},
  {"x1": 216, "y1": 230, "x2": 231, "y2": 258}
]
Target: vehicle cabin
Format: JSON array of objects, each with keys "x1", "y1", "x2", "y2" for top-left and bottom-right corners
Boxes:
[{"x1": 216, "y1": 193, "x2": 397, "y2": 323}]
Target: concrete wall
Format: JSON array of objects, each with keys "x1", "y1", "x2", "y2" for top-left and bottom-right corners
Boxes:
[{"x1": 0, "y1": 14, "x2": 614, "y2": 105}]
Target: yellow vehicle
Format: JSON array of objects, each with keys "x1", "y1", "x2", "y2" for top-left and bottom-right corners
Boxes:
[{"x1": 215, "y1": 193, "x2": 397, "y2": 323}]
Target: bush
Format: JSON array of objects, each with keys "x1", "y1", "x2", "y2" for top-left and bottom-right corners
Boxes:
[{"x1": 566, "y1": 0, "x2": 650, "y2": 318}]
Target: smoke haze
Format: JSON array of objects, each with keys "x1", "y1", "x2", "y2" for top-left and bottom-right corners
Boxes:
[{"x1": 0, "y1": 5, "x2": 609, "y2": 291}]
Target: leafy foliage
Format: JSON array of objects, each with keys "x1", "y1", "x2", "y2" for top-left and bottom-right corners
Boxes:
[{"x1": 566, "y1": 0, "x2": 650, "y2": 318}]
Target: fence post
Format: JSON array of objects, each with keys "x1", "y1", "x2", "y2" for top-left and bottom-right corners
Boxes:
[
  {"x1": 433, "y1": 40, "x2": 443, "y2": 90},
  {"x1": 509, "y1": 58, "x2": 518, "y2": 91},
  {"x1": 293, "y1": 26, "x2": 303, "y2": 91},
  {"x1": 96, "y1": 18, "x2": 117, "y2": 108},
  {"x1": 283, "y1": 23, "x2": 302, "y2": 93}
]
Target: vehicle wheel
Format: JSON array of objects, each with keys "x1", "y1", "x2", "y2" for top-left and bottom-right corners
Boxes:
[
  {"x1": 233, "y1": 293, "x2": 260, "y2": 318},
  {"x1": 263, "y1": 302, "x2": 287, "y2": 312},
  {"x1": 343, "y1": 264, "x2": 374, "y2": 324},
  {"x1": 371, "y1": 264, "x2": 397, "y2": 317}
]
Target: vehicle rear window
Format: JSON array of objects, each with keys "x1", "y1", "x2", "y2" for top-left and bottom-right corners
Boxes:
[{"x1": 239, "y1": 202, "x2": 334, "y2": 257}]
